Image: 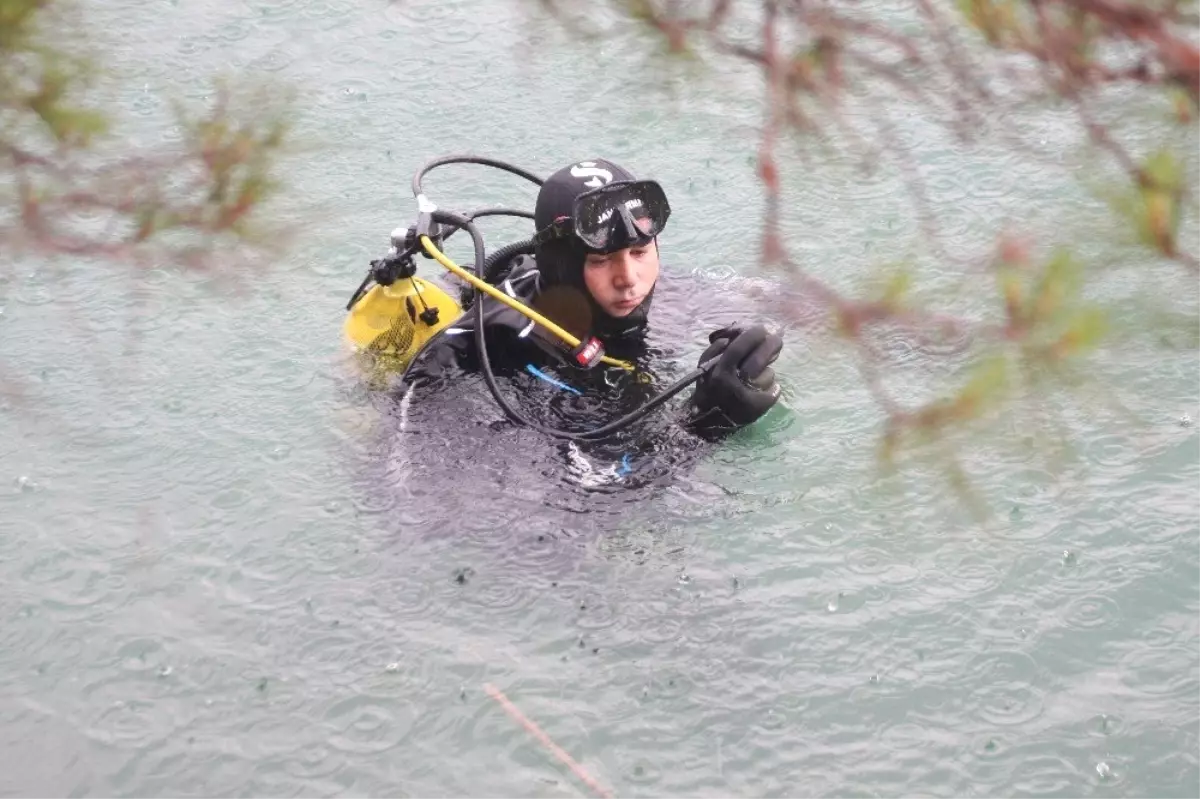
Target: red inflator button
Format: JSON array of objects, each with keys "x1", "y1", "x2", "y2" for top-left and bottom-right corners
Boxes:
[{"x1": 571, "y1": 336, "x2": 605, "y2": 369}]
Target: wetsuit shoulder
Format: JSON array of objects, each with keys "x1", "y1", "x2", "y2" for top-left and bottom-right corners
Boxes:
[{"x1": 402, "y1": 256, "x2": 558, "y2": 384}]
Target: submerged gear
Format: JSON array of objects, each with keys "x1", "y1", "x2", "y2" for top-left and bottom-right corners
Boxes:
[
  {"x1": 533, "y1": 159, "x2": 668, "y2": 340},
  {"x1": 688, "y1": 324, "x2": 784, "y2": 432}
]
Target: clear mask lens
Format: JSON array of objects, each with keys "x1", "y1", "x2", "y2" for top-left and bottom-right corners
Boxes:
[{"x1": 573, "y1": 180, "x2": 670, "y2": 252}]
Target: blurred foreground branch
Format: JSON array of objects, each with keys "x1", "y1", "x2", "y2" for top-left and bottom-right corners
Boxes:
[
  {"x1": 0, "y1": 0, "x2": 295, "y2": 278},
  {"x1": 0, "y1": 0, "x2": 298, "y2": 417},
  {"x1": 534, "y1": 0, "x2": 1199, "y2": 508}
]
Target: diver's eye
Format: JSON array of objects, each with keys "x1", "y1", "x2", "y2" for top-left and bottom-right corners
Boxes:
[{"x1": 585, "y1": 255, "x2": 610, "y2": 268}]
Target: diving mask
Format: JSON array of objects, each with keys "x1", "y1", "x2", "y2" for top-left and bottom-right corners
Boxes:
[{"x1": 532, "y1": 179, "x2": 671, "y2": 253}]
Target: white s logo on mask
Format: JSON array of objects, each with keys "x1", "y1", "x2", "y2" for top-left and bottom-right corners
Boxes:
[{"x1": 570, "y1": 161, "x2": 613, "y2": 188}]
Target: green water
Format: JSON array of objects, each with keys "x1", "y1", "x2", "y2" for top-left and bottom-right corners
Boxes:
[{"x1": 2, "y1": 1, "x2": 1198, "y2": 796}]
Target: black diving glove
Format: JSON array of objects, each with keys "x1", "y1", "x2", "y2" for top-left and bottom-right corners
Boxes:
[{"x1": 687, "y1": 323, "x2": 783, "y2": 431}]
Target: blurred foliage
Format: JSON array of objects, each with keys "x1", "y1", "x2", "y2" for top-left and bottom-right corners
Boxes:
[
  {"x1": 0, "y1": 0, "x2": 295, "y2": 277},
  {"x1": 533, "y1": 0, "x2": 1197, "y2": 509},
  {"x1": 2, "y1": 0, "x2": 1196, "y2": 511}
]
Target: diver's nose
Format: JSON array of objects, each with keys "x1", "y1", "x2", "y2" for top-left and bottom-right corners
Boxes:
[{"x1": 611, "y1": 251, "x2": 637, "y2": 288}]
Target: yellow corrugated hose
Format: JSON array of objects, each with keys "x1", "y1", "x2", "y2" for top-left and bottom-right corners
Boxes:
[{"x1": 418, "y1": 235, "x2": 635, "y2": 371}]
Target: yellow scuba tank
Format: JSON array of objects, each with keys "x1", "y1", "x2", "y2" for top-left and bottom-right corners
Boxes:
[{"x1": 344, "y1": 276, "x2": 462, "y2": 373}]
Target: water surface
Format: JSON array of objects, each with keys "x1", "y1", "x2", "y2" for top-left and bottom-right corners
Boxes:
[{"x1": 1, "y1": 1, "x2": 1197, "y2": 796}]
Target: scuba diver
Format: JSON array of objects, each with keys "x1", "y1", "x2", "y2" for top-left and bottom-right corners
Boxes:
[{"x1": 397, "y1": 158, "x2": 785, "y2": 442}]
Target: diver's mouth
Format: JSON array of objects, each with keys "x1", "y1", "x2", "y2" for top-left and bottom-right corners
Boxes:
[{"x1": 611, "y1": 297, "x2": 642, "y2": 313}]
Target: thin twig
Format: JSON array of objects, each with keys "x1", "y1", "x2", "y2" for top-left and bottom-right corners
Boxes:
[{"x1": 483, "y1": 682, "x2": 615, "y2": 799}]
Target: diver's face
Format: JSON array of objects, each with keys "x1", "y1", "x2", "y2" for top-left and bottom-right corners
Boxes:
[{"x1": 582, "y1": 240, "x2": 660, "y2": 318}]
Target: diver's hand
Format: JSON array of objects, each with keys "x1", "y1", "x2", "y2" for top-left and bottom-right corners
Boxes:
[{"x1": 688, "y1": 323, "x2": 783, "y2": 429}]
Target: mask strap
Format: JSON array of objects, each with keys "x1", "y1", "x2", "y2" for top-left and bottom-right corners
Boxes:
[{"x1": 532, "y1": 216, "x2": 573, "y2": 248}]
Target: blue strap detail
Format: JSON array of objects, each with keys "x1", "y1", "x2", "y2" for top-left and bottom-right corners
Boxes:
[{"x1": 525, "y1": 364, "x2": 583, "y2": 396}]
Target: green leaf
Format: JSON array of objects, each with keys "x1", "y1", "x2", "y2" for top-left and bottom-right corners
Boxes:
[
  {"x1": 1028, "y1": 247, "x2": 1083, "y2": 324},
  {"x1": 959, "y1": 353, "x2": 1009, "y2": 409},
  {"x1": 1060, "y1": 306, "x2": 1108, "y2": 354},
  {"x1": 868, "y1": 262, "x2": 914, "y2": 309},
  {"x1": 1143, "y1": 149, "x2": 1182, "y2": 193}
]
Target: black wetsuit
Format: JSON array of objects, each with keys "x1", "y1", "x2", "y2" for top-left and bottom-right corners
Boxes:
[
  {"x1": 388, "y1": 253, "x2": 754, "y2": 492},
  {"x1": 410, "y1": 254, "x2": 737, "y2": 411},
  {"x1": 349, "y1": 158, "x2": 784, "y2": 549},
  {"x1": 341, "y1": 254, "x2": 791, "y2": 573}
]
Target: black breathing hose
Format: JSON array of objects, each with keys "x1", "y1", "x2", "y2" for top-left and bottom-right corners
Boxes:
[
  {"x1": 459, "y1": 237, "x2": 535, "y2": 309},
  {"x1": 413, "y1": 154, "x2": 544, "y2": 197},
  {"x1": 433, "y1": 210, "x2": 716, "y2": 441},
  {"x1": 345, "y1": 207, "x2": 535, "y2": 311},
  {"x1": 361, "y1": 154, "x2": 716, "y2": 439}
]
